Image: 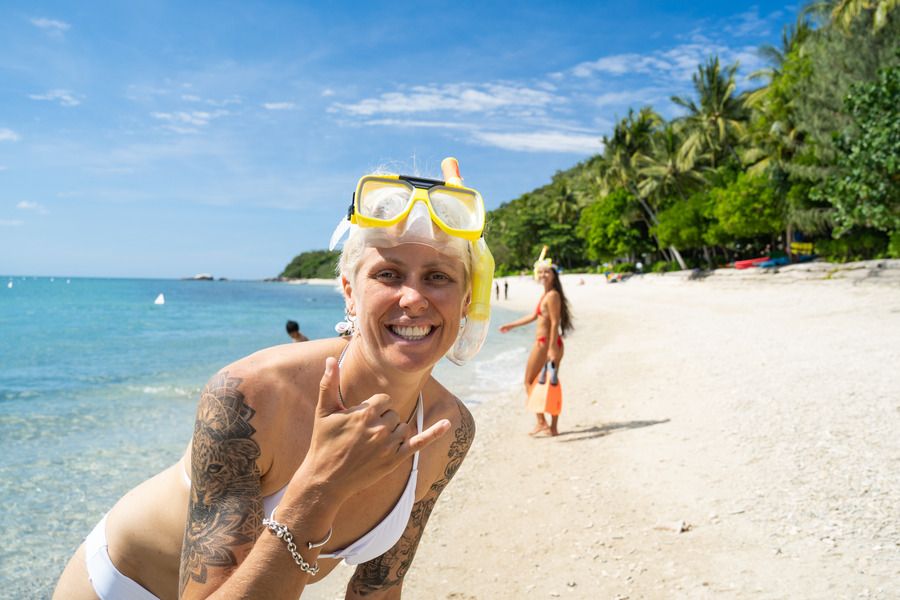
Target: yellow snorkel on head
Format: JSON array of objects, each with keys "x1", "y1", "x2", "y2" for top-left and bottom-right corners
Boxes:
[
  {"x1": 533, "y1": 245, "x2": 553, "y2": 279},
  {"x1": 440, "y1": 158, "x2": 494, "y2": 366},
  {"x1": 329, "y1": 157, "x2": 494, "y2": 365}
]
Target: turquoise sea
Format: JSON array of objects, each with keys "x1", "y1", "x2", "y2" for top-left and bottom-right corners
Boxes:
[{"x1": 0, "y1": 276, "x2": 529, "y2": 598}]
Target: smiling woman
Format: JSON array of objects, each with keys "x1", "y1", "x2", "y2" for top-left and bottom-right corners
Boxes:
[{"x1": 53, "y1": 158, "x2": 492, "y2": 600}]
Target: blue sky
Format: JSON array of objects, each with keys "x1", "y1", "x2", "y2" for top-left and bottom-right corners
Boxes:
[{"x1": 1, "y1": 1, "x2": 797, "y2": 279}]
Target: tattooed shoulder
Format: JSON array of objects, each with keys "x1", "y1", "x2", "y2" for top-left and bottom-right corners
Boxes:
[{"x1": 179, "y1": 371, "x2": 263, "y2": 596}]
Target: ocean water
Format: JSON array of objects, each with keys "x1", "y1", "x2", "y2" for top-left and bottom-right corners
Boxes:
[{"x1": 0, "y1": 276, "x2": 529, "y2": 598}]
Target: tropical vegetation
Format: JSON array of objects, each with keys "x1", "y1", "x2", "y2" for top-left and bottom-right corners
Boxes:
[
  {"x1": 486, "y1": 1, "x2": 899, "y2": 274},
  {"x1": 281, "y1": 3, "x2": 898, "y2": 278}
]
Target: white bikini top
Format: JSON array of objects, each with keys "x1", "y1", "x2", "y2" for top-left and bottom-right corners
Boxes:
[
  {"x1": 259, "y1": 394, "x2": 422, "y2": 565},
  {"x1": 183, "y1": 352, "x2": 423, "y2": 566}
]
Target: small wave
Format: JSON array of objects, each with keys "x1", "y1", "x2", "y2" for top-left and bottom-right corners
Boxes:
[{"x1": 134, "y1": 385, "x2": 196, "y2": 398}]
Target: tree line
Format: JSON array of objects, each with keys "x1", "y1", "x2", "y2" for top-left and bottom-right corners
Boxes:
[{"x1": 487, "y1": 1, "x2": 899, "y2": 274}]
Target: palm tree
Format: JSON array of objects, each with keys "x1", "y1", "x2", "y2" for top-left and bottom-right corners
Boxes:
[
  {"x1": 743, "y1": 19, "x2": 811, "y2": 175},
  {"x1": 601, "y1": 108, "x2": 689, "y2": 269},
  {"x1": 547, "y1": 174, "x2": 580, "y2": 224},
  {"x1": 638, "y1": 123, "x2": 710, "y2": 265},
  {"x1": 637, "y1": 122, "x2": 705, "y2": 202},
  {"x1": 671, "y1": 57, "x2": 748, "y2": 169},
  {"x1": 831, "y1": 0, "x2": 898, "y2": 31}
]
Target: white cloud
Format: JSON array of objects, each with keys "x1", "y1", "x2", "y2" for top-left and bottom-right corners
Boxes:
[
  {"x1": 16, "y1": 201, "x2": 49, "y2": 214},
  {"x1": 332, "y1": 83, "x2": 557, "y2": 116},
  {"x1": 30, "y1": 17, "x2": 71, "y2": 34},
  {"x1": 151, "y1": 110, "x2": 229, "y2": 133},
  {"x1": 0, "y1": 219, "x2": 24, "y2": 227},
  {"x1": 29, "y1": 89, "x2": 81, "y2": 107},
  {"x1": 595, "y1": 89, "x2": 664, "y2": 108},
  {"x1": 321, "y1": 88, "x2": 335, "y2": 97},
  {"x1": 473, "y1": 131, "x2": 602, "y2": 154},
  {"x1": 571, "y1": 42, "x2": 764, "y2": 84},
  {"x1": 263, "y1": 102, "x2": 296, "y2": 110},
  {"x1": 573, "y1": 54, "x2": 671, "y2": 77},
  {"x1": 362, "y1": 119, "x2": 468, "y2": 129},
  {"x1": 725, "y1": 8, "x2": 782, "y2": 38},
  {"x1": 0, "y1": 129, "x2": 21, "y2": 142}
]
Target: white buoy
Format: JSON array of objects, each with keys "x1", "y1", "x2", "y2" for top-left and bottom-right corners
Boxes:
[
  {"x1": 6, "y1": 281, "x2": 11, "y2": 289},
  {"x1": 154, "y1": 293, "x2": 165, "y2": 305}
]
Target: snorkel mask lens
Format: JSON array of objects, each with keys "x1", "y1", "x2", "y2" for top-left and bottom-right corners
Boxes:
[{"x1": 353, "y1": 175, "x2": 485, "y2": 240}]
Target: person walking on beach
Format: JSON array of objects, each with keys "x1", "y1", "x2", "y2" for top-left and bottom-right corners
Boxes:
[
  {"x1": 503, "y1": 280, "x2": 508, "y2": 300},
  {"x1": 495, "y1": 281, "x2": 500, "y2": 301},
  {"x1": 499, "y1": 262, "x2": 572, "y2": 436},
  {"x1": 54, "y1": 157, "x2": 493, "y2": 600},
  {"x1": 286, "y1": 319, "x2": 310, "y2": 342}
]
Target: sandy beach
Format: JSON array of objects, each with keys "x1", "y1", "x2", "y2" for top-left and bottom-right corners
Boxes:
[{"x1": 308, "y1": 264, "x2": 899, "y2": 599}]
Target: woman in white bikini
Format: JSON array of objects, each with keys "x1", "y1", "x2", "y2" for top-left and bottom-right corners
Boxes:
[{"x1": 54, "y1": 158, "x2": 494, "y2": 599}]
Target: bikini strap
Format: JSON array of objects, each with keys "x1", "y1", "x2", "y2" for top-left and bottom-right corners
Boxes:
[{"x1": 412, "y1": 392, "x2": 423, "y2": 470}]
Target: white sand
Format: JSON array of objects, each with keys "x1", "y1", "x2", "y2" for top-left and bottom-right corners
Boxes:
[{"x1": 309, "y1": 266, "x2": 900, "y2": 599}]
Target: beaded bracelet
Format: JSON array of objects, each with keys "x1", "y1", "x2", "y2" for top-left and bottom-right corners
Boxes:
[{"x1": 262, "y1": 506, "x2": 333, "y2": 576}]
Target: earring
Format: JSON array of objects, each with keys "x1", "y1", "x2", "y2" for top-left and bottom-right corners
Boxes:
[{"x1": 335, "y1": 312, "x2": 357, "y2": 336}]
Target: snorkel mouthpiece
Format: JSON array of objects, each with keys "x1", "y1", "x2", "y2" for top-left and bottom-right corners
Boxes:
[{"x1": 445, "y1": 236, "x2": 494, "y2": 365}]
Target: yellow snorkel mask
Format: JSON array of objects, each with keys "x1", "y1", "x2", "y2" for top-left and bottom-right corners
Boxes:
[{"x1": 329, "y1": 157, "x2": 494, "y2": 365}]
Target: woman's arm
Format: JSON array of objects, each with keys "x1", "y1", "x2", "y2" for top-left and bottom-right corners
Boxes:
[
  {"x1": 545, "y1": 292, "x2": 562, "y2": 361},
  {"x1": 179, "y1": 359, "x2": 451, "y2": 600},
  {"x1": 345, "y1": 400, "x2": 476, "y2": 599},
  {"x1": 499, "y1": 311, "x2": 537, "y2": 333}
]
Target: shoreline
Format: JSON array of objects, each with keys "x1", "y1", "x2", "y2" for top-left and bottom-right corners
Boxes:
[{"x1": 311, "y1": 269, "x2": 899, "y2": 599}]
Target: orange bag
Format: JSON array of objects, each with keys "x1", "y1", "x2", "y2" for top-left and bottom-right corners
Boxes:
[{"x1": 527, "y1": 370, "x2": 562, "y2": 416}]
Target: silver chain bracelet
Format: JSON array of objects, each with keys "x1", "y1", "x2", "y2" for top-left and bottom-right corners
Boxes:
[{"x1": 262, "y1": 508, "x2": 332, "y2": 577}]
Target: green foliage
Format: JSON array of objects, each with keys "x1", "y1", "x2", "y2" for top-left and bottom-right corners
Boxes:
[
  {"x1": 788, "y1": 12, "x2": 900, "y2": 184},
  {"x1": 655, "y1": 192, "x2": 710, "y2": 250},
  {"x1": 280, "y1": 250, "x2": 341, "y2": 279},
  {"x1": 889, "y1": 230, "x2": 900, "y2": 257},
  {"x1": 814, "y1": 228, "x2": 889, "y2": 260},
  {"x1": 814, "y1": 60, "x2": 900, "y2": 235},
  {"x1": 709, "y1": 172, "x2": 784, "y2": 240},
  {"x1": 576, "y1": 189, "x2": 649, "y2": 261},
  {"x1": 650, "y1": 260, "x2": 677, "y2": 273}
]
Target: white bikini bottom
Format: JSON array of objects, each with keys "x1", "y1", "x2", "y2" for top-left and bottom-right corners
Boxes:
[{"x1": 85, "y1": 514, "x2": 159, "y2": 600}]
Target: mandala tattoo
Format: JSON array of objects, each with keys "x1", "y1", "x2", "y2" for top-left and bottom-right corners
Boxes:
[
  {"x1": 179, "y1": 372, "x2": 263, "y2": 595},
  {"x1": 349, "y1": 401, "x2": 476, "y2": 596}
]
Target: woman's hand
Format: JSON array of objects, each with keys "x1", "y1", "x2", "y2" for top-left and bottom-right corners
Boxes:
[
  {"x1": 499, "y1": 324, "x2": 513, "y2": 333},
  {"x1": 296, "y1": 358, "x2": 451, "y2": 503}
]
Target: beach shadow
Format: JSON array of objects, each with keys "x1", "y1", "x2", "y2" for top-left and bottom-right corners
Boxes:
[{"x1": 554, "y1": 418, "x2": 670, "y2": 443}]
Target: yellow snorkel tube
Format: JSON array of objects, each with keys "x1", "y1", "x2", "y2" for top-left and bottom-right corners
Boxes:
[
  {"x1": 441, "y1": 157, "x2": 494, "y2": 366},
  {"x1": 533, "y1": 245, "x2": 552, "y2": 279}
]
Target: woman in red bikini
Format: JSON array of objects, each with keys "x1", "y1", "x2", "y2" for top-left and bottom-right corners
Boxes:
[{"x1": 498, "y1": 264, "x2": 573, "y2": 436}]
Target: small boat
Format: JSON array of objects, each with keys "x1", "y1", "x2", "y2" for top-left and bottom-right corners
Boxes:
[
  {"x1": 734, "y1": 256, "x2": 770, "y2": 270},
  {"x1": 758, "y1": 256, "x2": 790, "y2": 268},
  {"x1": 6, "y1": 281, "x2": 11, "y2": 289},
  {"x1": 154, "y1": 293, "x2": 165, "y2": 305}
]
